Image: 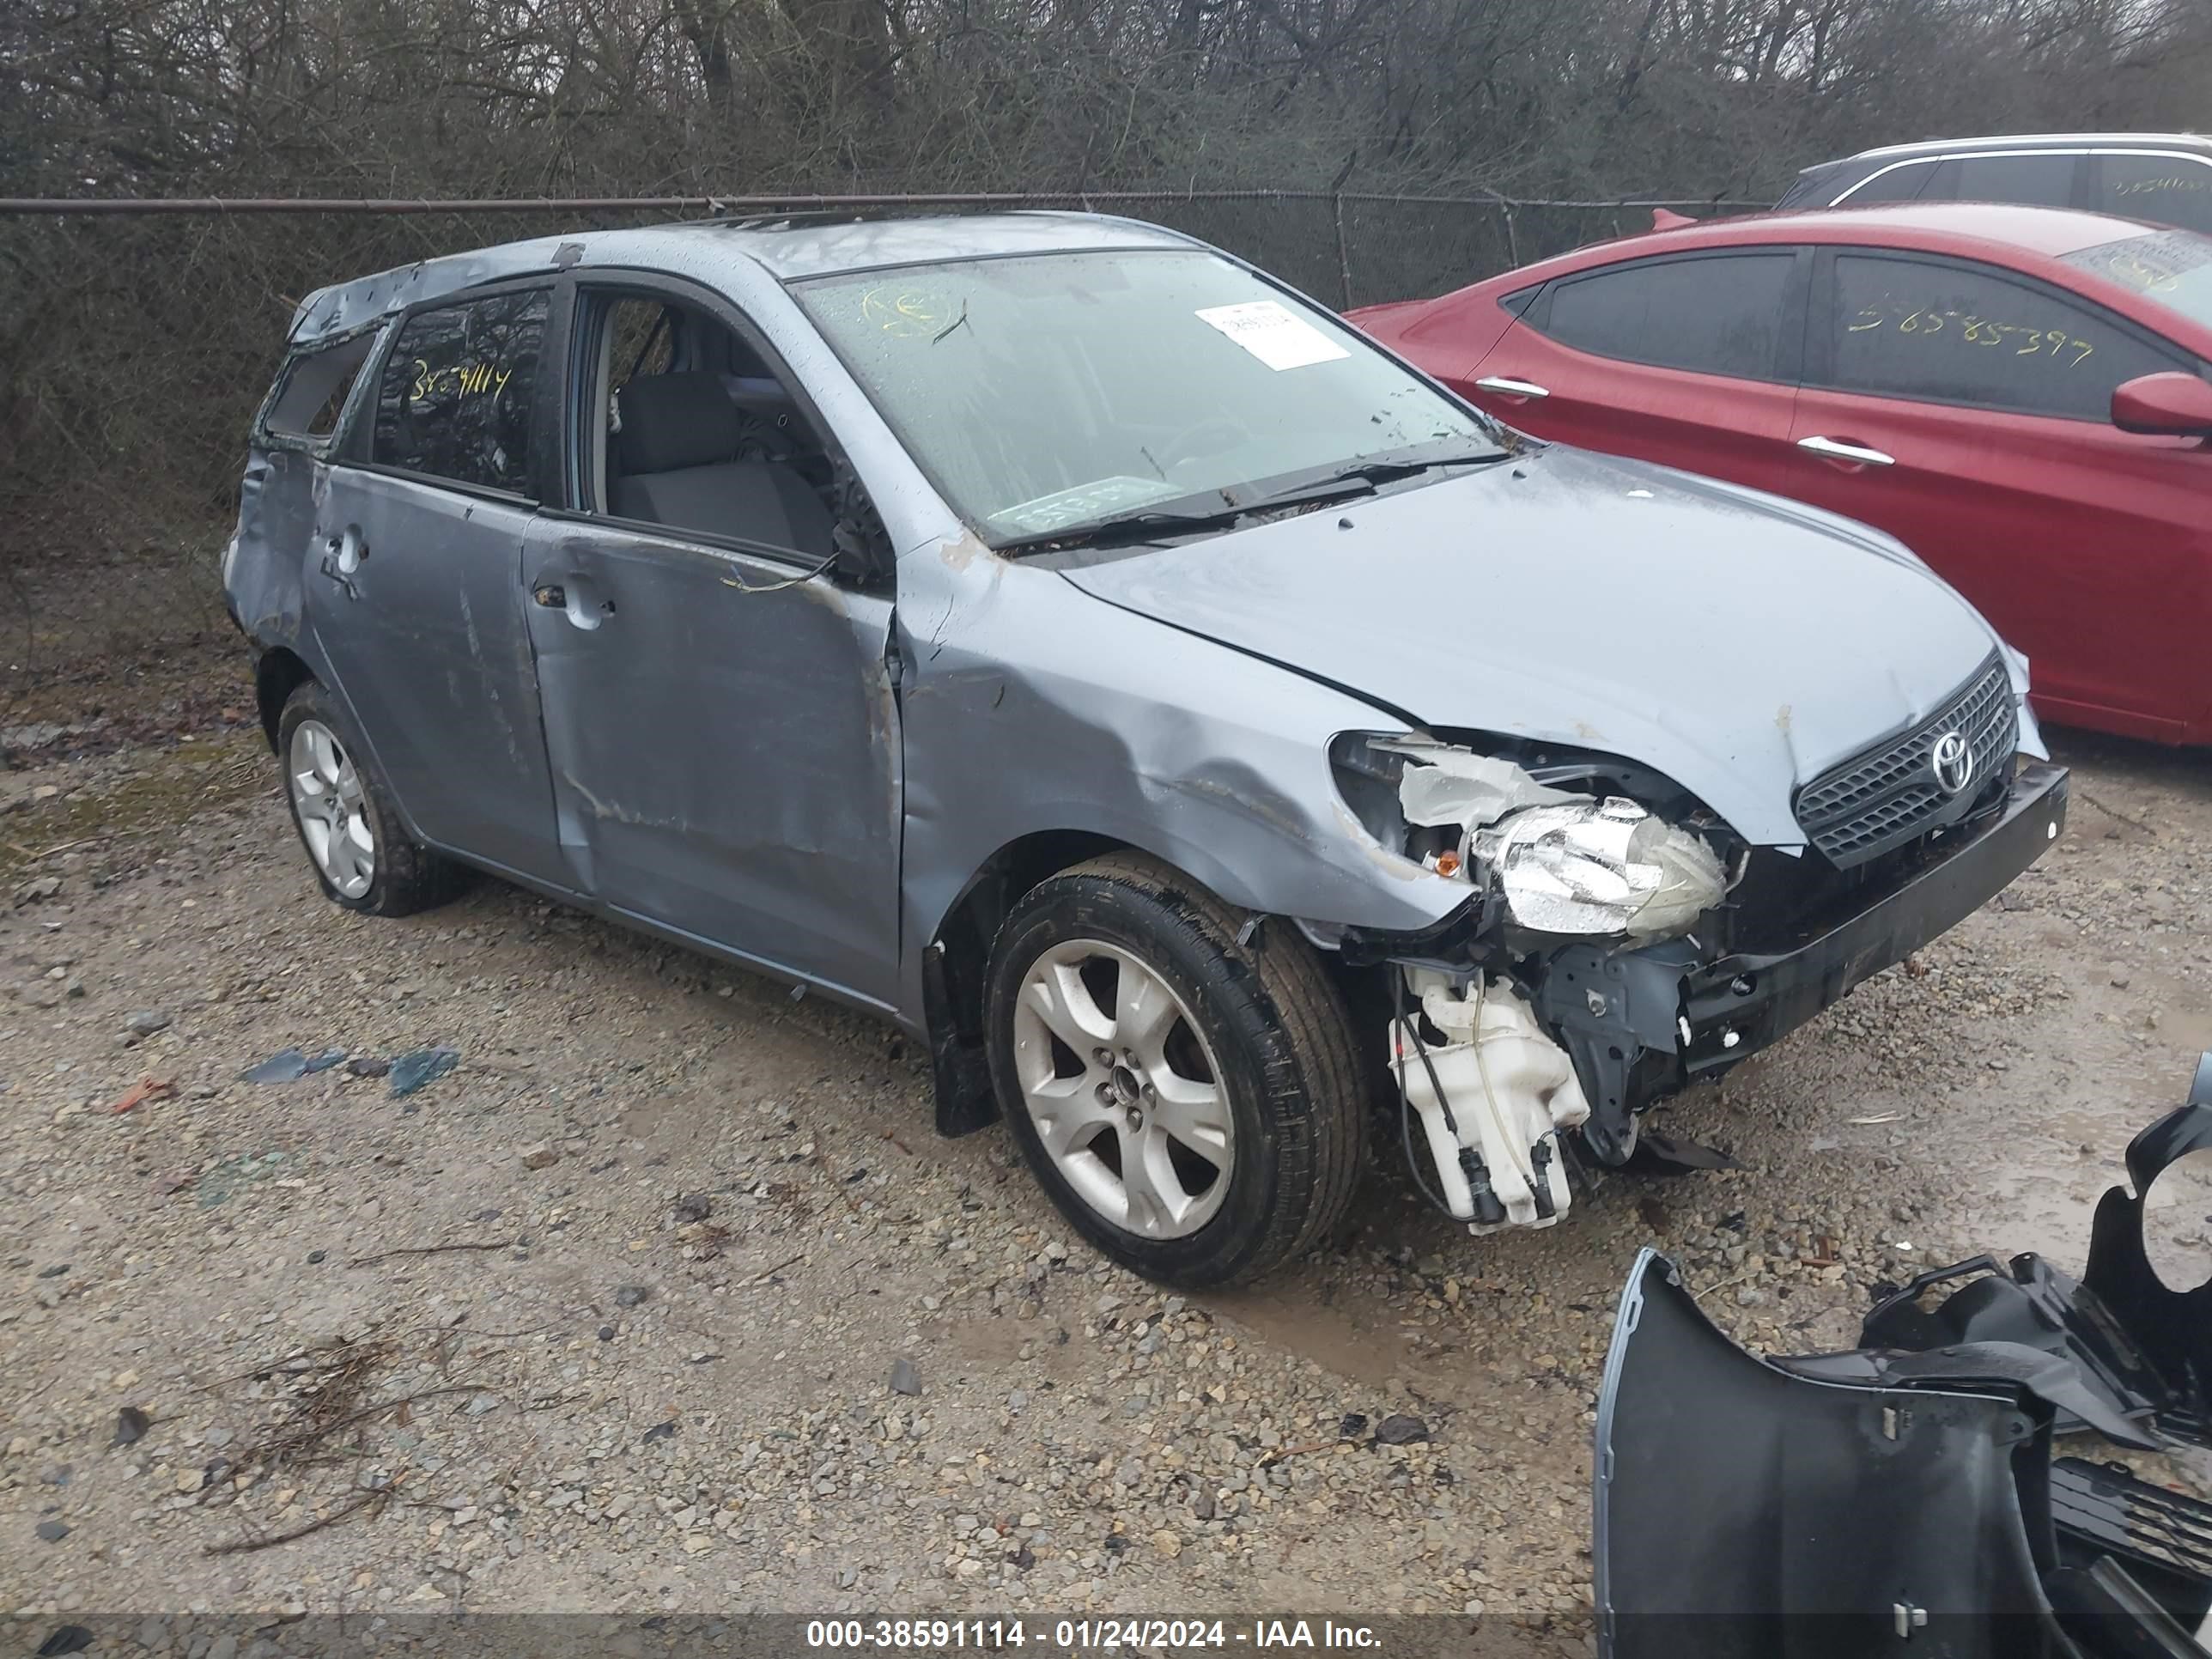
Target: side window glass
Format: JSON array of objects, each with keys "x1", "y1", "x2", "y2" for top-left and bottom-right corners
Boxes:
[
  {"x1": 606, "y1": 298, "x2": 676, "y2": 397},
  {"x1": 1822, "y1": 254, "x2": 2177, "y2": 419},
  {"x1": 1843, "y1": 161, "x2": 1936, "y2": 205},
  {"x1": 585, "y1": 292, "x2": 842, "y2": 557},
  {"x1": 264, "y1": 335, "x2": 375, "y2": 439},
  {"x1": 372, "y1": 289, "x2": 549, "y2": 495},
  {"x1": 1928, "y1": 154, "x2": 2075, "y2": 208},
  {"x1": 1535, "y1": 253, "x2": 1795, "y2": 380},
  {"x1": 2095, "y1": 155, "x2": 2212, "y2": 235}
]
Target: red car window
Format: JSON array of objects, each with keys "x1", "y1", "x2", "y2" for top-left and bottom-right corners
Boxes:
[
  {"x1": 1817, "y1": 253, "x2": 2181, "y2": 419},
  {"x1": 1533, "y1": 253, "x2": 1796, "y2": 381}
]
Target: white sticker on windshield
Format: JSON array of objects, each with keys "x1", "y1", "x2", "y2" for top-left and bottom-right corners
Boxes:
[{"x1": 1194, "y1": 301, "x2": 1351, "y2": 371}]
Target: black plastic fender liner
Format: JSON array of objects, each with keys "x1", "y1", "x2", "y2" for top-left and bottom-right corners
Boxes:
[
  {"x1": 1863, "y1": 1255, "x2": 2171, "y2": 1447},
  {"x1": 2082, "y1": 1086, "x2": 2212, "y2": 1443},
  {"x1": 1595, "y1": 1249, "x2": 2067, "y2": 1658}
]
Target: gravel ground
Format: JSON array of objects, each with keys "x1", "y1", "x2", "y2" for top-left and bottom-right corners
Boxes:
[{"x1": 2, "y1": 715, "x2": 2208, "y2": 1638}]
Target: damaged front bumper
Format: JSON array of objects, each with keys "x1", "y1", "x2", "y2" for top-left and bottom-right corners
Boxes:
[
  {"x1": 1540, "y1": 758, "x2": 2069, "y2": 1163},
  {"x1": 1596, "y1": 1054, "x2": 2212, "y2": 1658},
  {"x1": 1675, "y1": 759, "x2": 2071, "y2": 1080}
]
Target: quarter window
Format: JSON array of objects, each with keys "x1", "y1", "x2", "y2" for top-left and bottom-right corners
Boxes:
[
  {"x1": 1840, "y1": 161, "x2": 1937, "y2": 205},
  {"x1": 372, "y1": 289, "x2": 550, "y2": 495},
  {"x1": 264, "y1": 335, "x2": 374, "y2": 439},
  {"x1": 2094, "y1": 155, "x2": 2212, "y2": 235},
  {"x1": 1820, "y1": 254, "x2": 2177, "y2": 420},
  {"x1": 1534, "y1": 253, "x2": 1796, "y2": 380}
]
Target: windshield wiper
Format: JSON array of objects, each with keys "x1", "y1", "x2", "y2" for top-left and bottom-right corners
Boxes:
[
  {"x1": 993, "y1": 447, "x2": 1510, "y2": 556},
  {"x1": 994, "y1": 503, "x2": 1253, "y2": 556},
  {"x1": 1223, "y1": 447, "x2": 1508, "y2": 516}
]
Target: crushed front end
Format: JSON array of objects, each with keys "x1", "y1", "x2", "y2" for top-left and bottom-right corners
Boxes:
[{"x1": 1333, "y1": 655, "x2": 2068, "y2": 1231}]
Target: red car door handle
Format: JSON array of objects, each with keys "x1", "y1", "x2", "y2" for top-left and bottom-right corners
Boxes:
[
  {"x1": 1474, "y1": 374, "x2": 1551, "y2": 399},
  {"x1": 1797, "y1": 435, "x2": 1895, "y2": 468}
]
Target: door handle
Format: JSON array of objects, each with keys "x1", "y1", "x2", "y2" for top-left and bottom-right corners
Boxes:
[
  {"x1": 532, "y1": 579, "x2": 612, "y2": 630},
  {"x1": 318, "y1": 527, "x2": 368, "y2": 599},
  {"x1": 1474, "y1": 375, "x2": 1551, "y2": 399},
  {"x1": 1797, "y1": 435, "x2": 1895, "y2": 467}
]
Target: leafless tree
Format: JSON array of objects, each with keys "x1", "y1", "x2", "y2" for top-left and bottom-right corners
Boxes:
[{"x1": 2, "y1": 0, "x2": 2207, "y2": 547}]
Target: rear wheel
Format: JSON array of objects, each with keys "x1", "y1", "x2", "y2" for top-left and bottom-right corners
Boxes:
[
  {"x1": 276, "y1": 681, "x2": 470, "y2": 917},
  {"x1": 986, "y1": 853, "x2": 1364, "y2": 1287}
]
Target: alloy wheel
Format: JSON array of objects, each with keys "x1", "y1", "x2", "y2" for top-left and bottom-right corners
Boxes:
[
  {"x1": 1011, "y1": 939, "x2": 1235, "y2": 1239},
  {"x1": 288, "y1": 718, "x2": 375, "y2": 898}
]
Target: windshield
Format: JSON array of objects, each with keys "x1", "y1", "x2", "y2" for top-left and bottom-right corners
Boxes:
[
  {"x1": 2062, "y1": 228, "x2": 2212, "y2": 333},
  {"x1": 793, "y1": 248, "x2": 1502, "y2": 543}
]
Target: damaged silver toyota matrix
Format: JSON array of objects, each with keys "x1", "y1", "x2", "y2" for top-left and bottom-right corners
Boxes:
[{"x1": 223, "y1": 210, "x2": 2069, "y2": 1286}]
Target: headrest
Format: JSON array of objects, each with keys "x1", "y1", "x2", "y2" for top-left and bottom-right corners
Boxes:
[{"x1": 616, "y1": 372, "x2": 742, "y2": 474}]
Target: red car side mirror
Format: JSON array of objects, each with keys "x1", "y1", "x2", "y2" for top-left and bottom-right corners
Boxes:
[{"x1": 2111, "y1": 372, "x2": 2212, "y2": 438}]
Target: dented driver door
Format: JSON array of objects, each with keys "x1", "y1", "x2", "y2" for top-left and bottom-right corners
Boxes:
[{"x1": 519, "y1": 517, "x2": 905, "y2": 1014}]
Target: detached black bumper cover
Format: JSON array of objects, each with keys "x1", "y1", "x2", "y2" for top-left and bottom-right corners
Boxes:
[
  {"x1": 1596, "y1": 1060, "x2": 2212, "y2": 1659},
  {"x1": 1595, "y1": 1250, "x2": 2063, "y2": 1659},
  {"x1": 1595, "y1": 1251, "x2": 2212, "y2": 1659},
  {"x1": 1679, "y1": 759, "x2": 2069, "y2": 1075}
]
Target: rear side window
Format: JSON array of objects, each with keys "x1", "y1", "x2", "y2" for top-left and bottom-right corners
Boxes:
[
  {"x1": 2094, "y1": 154, "x2": 2212, "y2": 235},
  {"x1": 1534, "y1": 253, "x2": 1796, "y2": 380},
  {"x1": 1838, "y1": 161, "x2": 1937, "y2": 205},
  {"x1": 1927, "y1": 153, "x2": 2078, "y2": 208},
  {"x1": 262, "y1": 334, "x2": 374, "y2": 440},
  {"x1": 1818, "y1": 253, "x2": 2178, "y2": 420},
  {"x1": 372, "y1": 289, "x2": 550, "y2": 496}
]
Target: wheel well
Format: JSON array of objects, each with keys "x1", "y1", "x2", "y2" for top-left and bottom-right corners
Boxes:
[
  {"x1": 255, "y1": 648, "x2": 314, "y2": 750},
  {"x1": 925, "y1": 830, "x2": 1126, "y2": 1136}
]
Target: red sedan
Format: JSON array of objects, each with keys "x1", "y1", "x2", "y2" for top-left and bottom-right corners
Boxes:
[{"x1": 1351, "y1": 204, "x2": 2212, "y2": 744}]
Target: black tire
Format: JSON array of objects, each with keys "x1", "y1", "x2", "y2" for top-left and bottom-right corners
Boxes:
[
  {"x1": 985, "y1": 852, "x2": 1365, "y2": 1288},
  {"x1": 276, "y1": 680, "x2": 471, "y2": 917}
]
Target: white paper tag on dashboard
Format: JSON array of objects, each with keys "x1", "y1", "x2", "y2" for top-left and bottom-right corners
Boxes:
[{"x1": 1194, "y1": 301, "x2": 1351, "y2": 371}]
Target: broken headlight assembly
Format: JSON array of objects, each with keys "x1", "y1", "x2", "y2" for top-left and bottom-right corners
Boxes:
[
  {"x1": 1331, "y1": 732, "x2": 1732, "y2": 944},
  {"x1": 1334, "y1": 732, "x2": 1742, "y2": 1236}
]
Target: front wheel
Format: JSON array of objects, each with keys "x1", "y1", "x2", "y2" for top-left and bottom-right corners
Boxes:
[{"x1": 985, "y1": 853, "x2": 1365, "y2": 1288}]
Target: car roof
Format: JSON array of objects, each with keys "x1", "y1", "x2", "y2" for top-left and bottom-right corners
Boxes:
[
  {"x1": 1526, "y1": 202, "x2": 2162, "y2": 270},
  {"x1": 289, "y1": 210, "x2": 1202, "y2": 343},
  {"x1": 1806, "y1": 131, "x2": 2211, "y2": 172},
  {"x1": 1449, "y1": 202, "x2": 2212, "y2": 355}
]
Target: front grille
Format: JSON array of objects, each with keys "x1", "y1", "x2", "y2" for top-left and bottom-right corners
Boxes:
[{"x1": 1795, "y1": 658, "x2": 2016, "y2": 867}]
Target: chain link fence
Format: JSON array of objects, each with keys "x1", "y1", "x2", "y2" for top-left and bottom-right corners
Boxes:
[
  {"x1": 0, "y1": 190, "x2": 1756, "y2": 685},
  {"x1": 0, "y1": 187, "x2": 1757, "y2": 514}
]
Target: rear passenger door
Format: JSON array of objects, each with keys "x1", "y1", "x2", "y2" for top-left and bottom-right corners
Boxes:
[
  {"x1": 313, "y1": 283, "x2": 568, "y2": 885},
  {"x1": 521, "y1": 277, "x2": 905, "y2": 1013},
  {"x1": 1462, "y1": 248, "x2": 1808, "y2": 495},
  {"x1": 1783, "y1": 249, "x2": 2206, "y2": 738}
]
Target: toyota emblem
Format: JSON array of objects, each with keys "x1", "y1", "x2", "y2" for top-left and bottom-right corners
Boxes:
[{"x1": 1930, "y1": 730, "x2": 1973, "y2": 796}]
